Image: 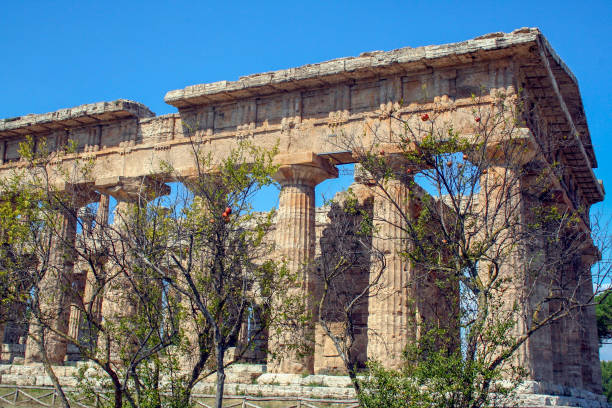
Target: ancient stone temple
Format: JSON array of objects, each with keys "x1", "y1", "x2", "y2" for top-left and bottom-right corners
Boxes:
[{"x1": 0, "y1": 28, "x2": 607, "y2": 406}]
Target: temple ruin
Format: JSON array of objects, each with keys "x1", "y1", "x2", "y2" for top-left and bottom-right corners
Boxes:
[{"x1": 0, "y1": 28, "x2": 606, "y2": 403}]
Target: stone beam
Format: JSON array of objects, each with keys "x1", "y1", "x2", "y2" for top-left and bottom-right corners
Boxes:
[
  {"x1": 0, "y1": 29, "x2": 602, "y2": 209},
  {"x1": 0, "y1": 100, "x2": 153, "y2": 138},
  {"x1": 164, "y1": 29, "x2": 544, "y2": 108}
]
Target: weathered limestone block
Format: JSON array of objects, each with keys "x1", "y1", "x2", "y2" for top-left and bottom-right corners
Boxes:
[{"x1": 313, "y1": 322, "x2": 347, "y2": 374}]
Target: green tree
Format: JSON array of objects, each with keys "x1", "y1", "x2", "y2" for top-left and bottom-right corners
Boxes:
[
  {"x1": 596, "y1": 291, "x2": 612, "y2": 345},
  {"x1": 0, "y1": 135, "x2": 302, "y2": 408},
  {"x1": 120, "y1": 139, "x2": 306, "y2": 408},
  {"x1": 602, "y1": 361, "x2": 612, "y2": 402},
  {"x1": 317, "y1": 92, "x2": 608, "y2": 407},
  {"x1": 0, "y1": 137, "x2": 187, "y2": 408}
]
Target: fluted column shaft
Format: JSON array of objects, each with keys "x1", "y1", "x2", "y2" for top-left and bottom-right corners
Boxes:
[
  {"x1": 366, "y1": 178, "x2": 414, "y2": 368},
  {"x1": 64, "y1": 195, "x2": 111, "y2": 355},
  {"x1": 96, "y1": 178, "x2": 169, "y2": 363},
  {"x1": 579, "y1": 252, "x2": 603, "y2": 393},
  {"x1": 555, "y1": 260, "x2": 583, "y2": 387},
  {"x1": 268, "y1": 159, "x2": 337, "y2": 374},
  {"x1": 479, "y1": 163, "x2": 554, "y2": 382},
  {"x1": 25, "y1": 202, "x2": 80, "y2": 364},
  {"x1": 66, "y1": 273, "x2": 86, "y2": 340},
  {"x1": 277, "y1": 182, "x2": 316, "y2": 276},
  {"x1": 82, "y1": 193, "x2": 110, "y2": 326}
]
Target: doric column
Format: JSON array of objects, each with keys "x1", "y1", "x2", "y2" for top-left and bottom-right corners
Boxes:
[
  {"x1": 63, "y1": 206, "x2": 96, "y2": 360},
  {"x1": 579, "y1": 247, "x2": 603, "y2": 393},
  {"x1": 478, "y1": 151, "x2": 554, "y2": 382},
  {"x1": 556, "y1": 258, "x2": 583, "y2": 387},
  {"x1": 365, "y1": 172, "x2": 415, "y2": 368},
  {"x1": 550, "y1": 257, "x2": 582, "y2": 387},
  {"x1": 96, "y1": 177, "x2": 169, "y2": 363},
  {"x1": 25, "y1": 187, "x2": 99, "y2": 365},
  {"x1": 82, "y1": 193, "x2": 110, "y2": 326},
  {"x1": 65, "y1": 271, "x2": 87, "y2": 362},
  {"x1": 268, "y1": 152, "x2": 337, "y2": 374},
  {"x1": 362, "y1": 150, "x2": 459, "y2": 369}
]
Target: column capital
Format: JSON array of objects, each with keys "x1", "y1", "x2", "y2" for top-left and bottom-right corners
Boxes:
[
  {"x1": 48, "y1": 183, "x2": 100, "y2": 209},
  {"x1": 95, "y1": 176, "x2": 170, "y2": 203},
  {"x1": 273, "y1": 152, "x2": 338, "y2": 186},
  {"x1": 481, "y1": 128, "x2": 537, "y2": 166},
  {"x1": 580, "y1": 240, "x2": 601, "y2": 265}
]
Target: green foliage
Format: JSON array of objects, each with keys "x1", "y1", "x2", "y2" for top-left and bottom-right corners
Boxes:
[
  {"x1": 322, "y1": 93, "x2": 566, "y2": 408},
  {"x1": 596, "y1": 291, "x2": 612, "y2": 345},
  {"x1": 358, "y1": 329, "x2": 521, "y2": 408},
  {"x1": 0, "y1": 133, "x2": 296, "y2": 408},
  {"x1": 602, "y1": 361, "x2": 612, "y2": 403},
  {"x1": 129, "y1": 140, "x2": 305, "y2": 408}
]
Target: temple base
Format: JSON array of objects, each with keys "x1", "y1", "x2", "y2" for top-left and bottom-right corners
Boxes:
[{"x1": 0, "y1": 364, "x2": 609, "y2": 407}]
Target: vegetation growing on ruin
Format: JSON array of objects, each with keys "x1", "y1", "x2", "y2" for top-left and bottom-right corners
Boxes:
[
  {"x1": 314, "y1": 91, "x2": 611, "y2": 407},
  {"x1": 0, "y1": 135, "x2": 306, "y2": 408}
]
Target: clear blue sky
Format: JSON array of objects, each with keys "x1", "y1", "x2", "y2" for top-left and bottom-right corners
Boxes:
[{"x1": 2, "y1": 0, "x2": 612, "y2": 355}]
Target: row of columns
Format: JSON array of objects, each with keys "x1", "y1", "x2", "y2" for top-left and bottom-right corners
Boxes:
[
  {"x1": 2, "y1": 150, "x2": 601, "y2": 395},
  {"x1": 482, "y1": 162, "x2": 602, "y2": 394},
  {"x1": 269, "y1": 152, "x2": 459, "y2": 373},
  {"x1": 20, "y1": 178, "x2": 168, "y2": 365},
  {"x1": 268, "y1": 150, "x2": 601, "y2": 398}
]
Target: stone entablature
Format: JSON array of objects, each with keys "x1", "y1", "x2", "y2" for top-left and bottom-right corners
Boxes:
[
  {"x1": 0, "y1": 100, "x2": 154, "y2": 137},
  {"x1": 0, "y1": 28, "x2": 602, "y2": 208}
]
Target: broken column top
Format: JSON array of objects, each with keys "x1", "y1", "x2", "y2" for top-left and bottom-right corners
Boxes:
[{"x1": 0, "y1": 99, "x2": 154, "y2": 138}]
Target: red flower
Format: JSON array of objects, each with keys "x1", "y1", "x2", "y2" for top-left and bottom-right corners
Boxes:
[{"x1": 421, "y1": 113, "x2": 429, "y2": 121}]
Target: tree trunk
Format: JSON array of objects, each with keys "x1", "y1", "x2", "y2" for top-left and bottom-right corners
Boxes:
[
  {"x1": 180, "y1": 336, "x2": 211, "y2": 407},
  {"x1": 105, "y1": 369, "x2": 123, "y2": 408},
  {"x1": 215, "y1": 344, "x2": 226, "y2": 408},
  {"x1": 347, "y1": 364, "x2": 361, "y2": 395},
  {"x1": 113, "y1": 390, "x2": 122, "y2": 408},
  {"x1": 38, "y1": 328, "x2": 71, "y2": 408}
]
